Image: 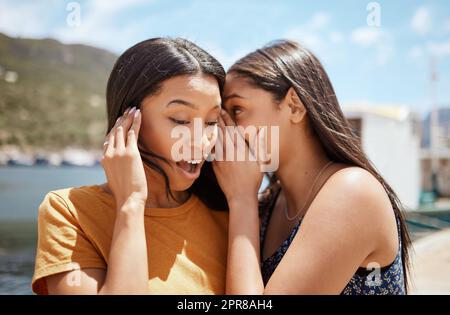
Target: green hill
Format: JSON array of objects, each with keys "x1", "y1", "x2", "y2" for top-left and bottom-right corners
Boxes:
[{"x1": 0, "y1": 33, "x2": 117, "y2": 150}]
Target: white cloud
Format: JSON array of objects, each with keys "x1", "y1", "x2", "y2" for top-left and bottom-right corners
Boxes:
[
  {"x1": 411, "y1": 6, "x2": 431, "y2": 35},
  {"x1": 408, "y1": 46, "x2": 423, "y2": 60},
  {"x1": 329, "y1": 31, "x2": 343, "y2": 44},
  {"x1": 0, "y1": 1, "x2": 59, "y2": 38},
  {"x1": 285, "y1": 26, "x2": 324, "y2": 52},
  {"x1": 427, "y1": 41, "x2": 450, "y2": 57},
  {"x1": 350, "y1": 26, "x2": 394, "y2": 66},
  {"x1": 406, "y1": 41, "x2": 450, "y2": 60},
  {"x1": 283, "y1": 11, "x2": 343, "y2": 62},
  {"x1": 376, "y1": 43, "x2": 394, "y2": 65},
  {"x1": 350, "y1": 27, "x2": 382, "y2": 47},
  {"x1": 195, "y1": 40, "x2": 251, "y2": 70},
  {"x1": 444, "y1": 19, "x2": 450, "y2": 33},
  {"x1": 51, "y1": 0, "x2": 151, "y2": 53},
  {"x1": 307, "y1": 12, "x2": 330, "y2": 30},
  {"x1": 0, "y1": 0, "x2": 152, "y2": 53}
]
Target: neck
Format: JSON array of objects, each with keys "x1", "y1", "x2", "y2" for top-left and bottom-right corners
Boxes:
[
  {"x1": 275, "y1": 134, "x2": 331, "y2": 218},
  {"x1": 142, "y1": 165, "x2": 191, "y2": 208}
]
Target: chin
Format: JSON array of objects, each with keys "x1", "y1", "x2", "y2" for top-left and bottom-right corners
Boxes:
[{"x1": 169, "y1": 178, "x2": 195, "y2": 192}]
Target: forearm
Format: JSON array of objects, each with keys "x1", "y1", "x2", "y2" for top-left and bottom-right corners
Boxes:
[
  {"x1": 99, "y1": 199, "x2": 148, "y2": 294},
  {"x1": 226, "y1": 197, "x2": 264, "y2": 295}
]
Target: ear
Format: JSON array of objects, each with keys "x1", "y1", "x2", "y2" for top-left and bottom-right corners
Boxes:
[{"x1": 285, "y1": 87, "x2": 306, "y2": 124}]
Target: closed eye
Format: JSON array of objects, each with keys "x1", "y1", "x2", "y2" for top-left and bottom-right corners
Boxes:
[
  {"x1": 170, "y1": 118, "x2": 190, "y2": 125},
  {"x1": 170, "y1": 118, "x2": 218, "y2": 126},
  {"x1": 206, "y1": 121, "x2": 218, "y2": 126}
]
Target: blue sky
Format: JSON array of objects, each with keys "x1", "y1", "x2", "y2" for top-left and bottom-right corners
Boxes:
[{"x1": 1, "y1": 0, "x2": 449, "y2": 116}]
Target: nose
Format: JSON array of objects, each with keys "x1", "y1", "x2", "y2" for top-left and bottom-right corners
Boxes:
[
  {"x1": 179, "y1": 119, "x2": 218, "y2": 161},
  {"x1": 182, "y1": 136, "x2": 207, "y2": 161}
]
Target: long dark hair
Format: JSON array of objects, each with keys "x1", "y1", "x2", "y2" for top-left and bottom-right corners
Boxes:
[
  {"x1": 106, "y1": 37, "x2": 228, "y2": 211},
  {"x1": 228, "y1": 39, "x2": 412, "y2": 291}
]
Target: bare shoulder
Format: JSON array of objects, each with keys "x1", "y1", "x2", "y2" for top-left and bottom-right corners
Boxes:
[
  {"x1": 306, "y1": 165, "x2": 396, "y2": 246},
  {"x1": 324, "y1": 165, "x2": 391, "y2": 208}
]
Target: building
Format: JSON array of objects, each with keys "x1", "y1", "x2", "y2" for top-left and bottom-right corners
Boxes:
[
  {"x1": 420, "y1": 107, "x2": 450, "y2": 197},
  {"x1": 343, "y1": 104, "x2": 421, "y2": 210}
]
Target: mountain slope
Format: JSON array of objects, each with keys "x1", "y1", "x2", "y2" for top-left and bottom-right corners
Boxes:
[{"x1": 0, "y1": 33, "x2": 117, "y2": 150}]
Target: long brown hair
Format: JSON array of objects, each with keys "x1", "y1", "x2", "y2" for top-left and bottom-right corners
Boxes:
[
  {"x1": 228, "y1": 39, "x2": 412, "y2": 291},
  {"x1": 106, "y1": 37, "x2": 228, "y2": 211}
]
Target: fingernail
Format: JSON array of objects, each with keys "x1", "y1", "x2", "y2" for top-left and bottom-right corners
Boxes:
[
  {"x1": 129, "y1": 107, "x2": 136, "y2": 115},
  {"x1": 135, "y1": 109, "x2": 140, "y2": 117}
]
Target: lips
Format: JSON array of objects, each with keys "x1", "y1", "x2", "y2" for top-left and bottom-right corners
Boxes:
[
  {"x1": 176, "y1": 160, "x2": 197, "y2": 173},
  {"x1": 175, "y1": 160, "x2": 203, "y2": 179}
]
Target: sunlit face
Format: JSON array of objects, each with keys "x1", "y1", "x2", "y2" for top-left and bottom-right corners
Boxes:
[
  {"x1": 223, "y1": 73, "x2": 290, "y2": 158},
  {"x1": 139, "y1": 74, "x2": 221, "y2": 191}
]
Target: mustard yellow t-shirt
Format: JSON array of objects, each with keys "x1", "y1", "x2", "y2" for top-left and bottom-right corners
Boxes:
[{"x1": 31, "y1": 185, "x2": 229, "y2": 295}]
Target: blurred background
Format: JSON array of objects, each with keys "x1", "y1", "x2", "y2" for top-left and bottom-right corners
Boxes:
[{"x1": 0, "y1": 0, "x2": 449, "y2": 294}]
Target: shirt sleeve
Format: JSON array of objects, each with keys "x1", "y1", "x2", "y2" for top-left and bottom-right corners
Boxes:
[{"x1": 31, "y1": 191, "x2": 106, "y2": 295}]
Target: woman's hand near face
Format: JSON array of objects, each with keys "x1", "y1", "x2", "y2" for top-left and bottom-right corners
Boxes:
[
  {"x1": 101, "y1": 107, "x2": 147, "y2": 211},
  {"x1": 46, "y1": 106, "x2": 150, "y2": 295},
  {"x1": 213, "y1": 109, "x2": 265, "y2": 294},
  {"x1": 212, "y1": 110, "x2": 263, "y2": 206}
]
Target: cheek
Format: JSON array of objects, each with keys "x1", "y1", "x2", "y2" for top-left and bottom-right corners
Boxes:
[
  {"x1": 246, "y1": 111, "x2": 284, "y2": 148},
  {"x1": 140, "y1": 117, "x2": 175, "y2": 159}
]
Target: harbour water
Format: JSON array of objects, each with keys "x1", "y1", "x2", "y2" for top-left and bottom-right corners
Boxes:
[{"x1": 0, "y1": 166, "x2": 106, "y2": 294}]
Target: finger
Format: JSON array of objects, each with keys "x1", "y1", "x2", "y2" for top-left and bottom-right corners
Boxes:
[
  {"x1": 247, "y1": 128, "x2": 257, "y2": 161},
  {"x1": 104, "y1": 130, "x2": 115, "y2": 156},
  {"x1": 220, "y1": 109, "x2": 235, "y2": 126},
  {"x1": 216, "y1": 125, "x2": 225, "y2": 160},
  {"x1": 218, "y1": 114, "x2": 226, "y2": 130},
  {"x1": 222, "y1": 112, "x2": 249, "y2": 151},
  {"x1": 127, "y1": 128, "x2": 136, "y2": 150},
  {"x1": 105, "y1": 117, "x2": 121, "y2": 140},
  {"x1": 115, "y1": 107, "x2": 136, "y2": 148},
  {"x1": 233, "y1": 125, "x2": 254, "y2": 162},
  {"x1": 217, "y1": 115, "x2": 226, "y2": 144},
  {"x1": 131, "y1": 109, "x2": 142, "y2": 137},
  {"x1": 257, "y1": 127, "x2": 270, "y2": 164},
  {"x1": 102, "y1": 140, "x2": 109, "y2": 155},
  {"x1": 120, "y1": 107, "x2": 137, "y2": 137},
  {"x1": 203, "y1": 125, "x2": 217, "y2": 158},
  {"x1": 220, "y1": 117, "x2": 237, "y2": 161},
  {"x1": 115, "y1": 126, "x2": 125, "y2": 150},
  {"x1": 116, "y1": 107, "x2": 130, "y2": 127},
  {"x1": 128, "y1": 109, "x2": 141, "y2": 148},
  {"x1": 218, "y1": 116, "x2": 232, "y2": 147},
  {"x1": 106, "y1": 107, "x2": 130, "y2": 140}
]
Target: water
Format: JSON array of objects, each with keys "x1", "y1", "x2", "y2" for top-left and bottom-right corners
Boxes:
[
  {"x1": 0, "y1": 166, "x2": 106, "y2": 221},
  {"x1": 0, "y1": 166, "x2": 448, "y2": 294},
  {"x1": 0, "y1": 166, "x2": 105, "y2": 294}
]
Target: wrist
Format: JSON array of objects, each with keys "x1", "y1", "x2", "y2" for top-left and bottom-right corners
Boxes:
[
  {"x1": 116, "y1": 197, "x2": 146, "y2": 216},
  {"x1": 227, "y1": 195, "x2": 258, "y2": 210}
]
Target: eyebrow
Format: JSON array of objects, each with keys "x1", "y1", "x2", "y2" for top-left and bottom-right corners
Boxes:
[
  {"x1": 166, "y1": 99, "x2": 221, "y2": 111},
  {"x1": 223, "y1": 93, "x2": 245, "y2": 102},
  {"x1": 167, "y1": 99, "x2": 198, "y2": 109}
]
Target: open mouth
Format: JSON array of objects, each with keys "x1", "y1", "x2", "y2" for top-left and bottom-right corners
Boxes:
[{"x1": 175, "y1": 159, "x2": 203, "y2": 178}]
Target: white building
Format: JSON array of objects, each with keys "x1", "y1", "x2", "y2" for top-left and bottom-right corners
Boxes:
[{"x1": 343, "y1": 104, "x2": 421, "y2": 210}]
